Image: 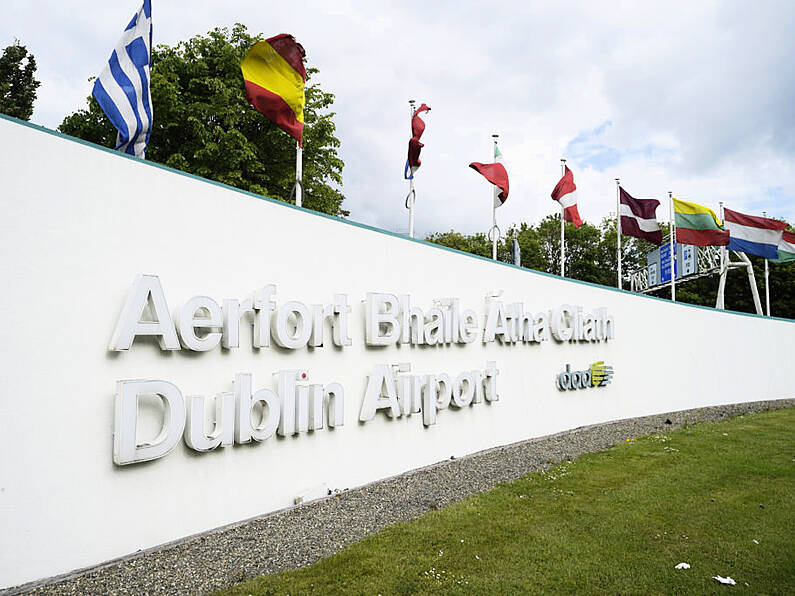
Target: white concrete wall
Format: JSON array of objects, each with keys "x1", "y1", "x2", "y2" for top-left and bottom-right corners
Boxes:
[{"x1": 0, "y1": 116, "x2": 792, "y2": 589}]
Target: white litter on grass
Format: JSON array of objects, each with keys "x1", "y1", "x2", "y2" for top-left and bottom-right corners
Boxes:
[
  {"x1": 713, "y1": 575, "x2": 736, "y2": 585},
  {"x1": 675, "y1": 563, "x2": 690, "y2": 570},
  {"x1": 752, "y1": 539, "x2": 759, "y2": 544}
]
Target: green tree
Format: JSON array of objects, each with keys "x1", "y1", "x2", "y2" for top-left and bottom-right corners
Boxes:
[
  {"x1": 428, "y1": 215, "x2": 650, "y2": 286},
  {"x1": 531, "y1": 215, "x2": 608, "y2": 282},
  {"x1": 504, "y1": 222, "x2": 548, "y2": 272},
  {"x1": 0, "y1": 42, "x2": 41, "y2": 121},
  {"x1": 649, "y1": 247, "x2": 795, "y2": 318},
  {"x1": 59, "y1": 24, "x2": 346, "y2": 216},
  {"x1": 428, "y1": 215, "x2": 624, "y2": 283},
  {"x1": 627, "y1": 221, "x2": 794, "y2": 319},
  {"x1": 426, "y1": 217, "x2": 795, "y2": 319},
  {"x1": 425, "y1": 230, "x2": 497, "y2": 260},
  {"x1": 762, "y1": 258, "x2": 795, "y2": 319}
]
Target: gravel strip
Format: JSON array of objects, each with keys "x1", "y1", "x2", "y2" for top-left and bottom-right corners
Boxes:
[{"x1": 9, "y1": 398, "x2": 792, "y2": 596}]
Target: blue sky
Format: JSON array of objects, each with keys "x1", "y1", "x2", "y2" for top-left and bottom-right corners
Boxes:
[
  {"x1": 566, "y1": 122, "x2": 622, "y2": 171},
  {"x1": 2, "y1": 0, "x2": 793, "y2": 236}
]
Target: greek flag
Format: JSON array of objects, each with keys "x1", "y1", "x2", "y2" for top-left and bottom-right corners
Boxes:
[{"x1": 92, "y1": 0, "x2": 153, "y2": 158}]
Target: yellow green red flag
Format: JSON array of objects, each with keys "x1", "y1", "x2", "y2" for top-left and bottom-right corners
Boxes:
[
  {"x1": 673, "y1": 197, "x2": 730, "y2": 246},
  {"x1": 241, "y1": 34, "x2": 306, "y2": 145}
]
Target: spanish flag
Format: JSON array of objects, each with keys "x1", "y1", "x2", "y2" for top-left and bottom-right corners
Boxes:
[{"x1": 241, "y1": 34, "x2": 306, "y2": 146}]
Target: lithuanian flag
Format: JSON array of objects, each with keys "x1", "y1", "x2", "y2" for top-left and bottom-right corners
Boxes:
[
  {"x1": 673, "y1": 198, "x2": 730, "y2": 246},
  {"x1": 241, "y1": 34, "x2": 306, "y2": 145}
]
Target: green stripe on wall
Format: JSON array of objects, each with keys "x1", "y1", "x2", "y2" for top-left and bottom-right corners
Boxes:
[{"x1": 675, "y1": 211, "x2": 722, "y2": 231}]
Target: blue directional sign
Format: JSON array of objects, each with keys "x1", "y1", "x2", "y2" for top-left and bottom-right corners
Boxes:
[
  {"x1": 659, "y1": 242, "x2": 678, "y2": 283},
  {"x1": 647, "y1": 242, "x2": 700, "y2": 287}
]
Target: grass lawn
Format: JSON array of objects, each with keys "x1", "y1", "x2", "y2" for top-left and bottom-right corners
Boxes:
[{"x1": 218, "y1": 408, "x2": 795, "y2": 595}]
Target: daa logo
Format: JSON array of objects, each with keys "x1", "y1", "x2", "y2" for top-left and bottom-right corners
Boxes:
[{"x1": 556, "y1": 361, "x2": 614, "y2": 390}]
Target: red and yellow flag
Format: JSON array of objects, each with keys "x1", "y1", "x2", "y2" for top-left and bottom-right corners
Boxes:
[{"x1": 241, "y1": 34, "x2": 306, "y2": 145}]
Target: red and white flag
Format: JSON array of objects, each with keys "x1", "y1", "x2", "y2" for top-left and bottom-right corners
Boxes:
[
  {"x1": 619, "y1": 187, "x2": 662, "y2": 245},
  {"x1": 551, "y1": 166, "x2": 582, "y2": 227}
]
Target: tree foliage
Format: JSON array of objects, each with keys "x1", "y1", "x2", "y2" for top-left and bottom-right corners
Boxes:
[
  {"x1": 646, "y1": 228, "x2": 795, "y2": 319},
  {"x1": 428, "y1": 214, "x2": 656, "y2": 283},
  {"x1": 427, "y1": 218, "x2": 794, "y2": 319},
  {"x1": 59, "y1": 24, "x2": 346, "y2": 216},
  {"x1": 0, "y1": 42, "x2": 41, "y2": 121}
]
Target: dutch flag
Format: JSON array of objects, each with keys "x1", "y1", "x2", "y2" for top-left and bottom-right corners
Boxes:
[
  {"x1": 92, "y1": 0, "x2": 153, "y2": 158},
  {"x1": 724, "y1": 207, "x2": 787, "y2": 260}
]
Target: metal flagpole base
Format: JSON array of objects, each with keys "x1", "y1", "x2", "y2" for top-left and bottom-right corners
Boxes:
[
  {"x1": 406, "y1": 181, "x2": 416, "y2": 238},
  {"x1": 295, "y1": 141, "x2": 303, "y2": 207},
  {"x1": 289, "y1": 180, "x2": 303, "y2": 206},
  {"x1": 736, "y1": 251, "x2": 763, "y2": 315},
  {"x1": 716, "y1": 263, "x2": 727, "y2": 310},
  {"x1": 488, "y1": 223, "x2": 501, "y2": 261}
]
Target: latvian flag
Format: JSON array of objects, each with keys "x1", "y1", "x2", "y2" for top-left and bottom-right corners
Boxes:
[
  {"x1": 724, "y1": 207, "x2": 787, "y2": 260},
  {"x1": 551, "y1": 166, "x2": 582, "y2": 227},
  {"x1": 405, "y1": 103, "x2": 431, "y2": 179},
  {"x1": 619, "y1": 187, "x2": 662, "y2": 245},
  {"x1": 469, "y1": 145, "x2": 509, "y2": 207}
]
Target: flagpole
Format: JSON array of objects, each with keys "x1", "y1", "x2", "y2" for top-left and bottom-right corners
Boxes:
[
  {"x1": 763, "y1": 209, "x2": 770, "y2": 316},
  {"x1": 716, "y1": 201, "x2": 727, "y2": 309},
  {"x1": 616, "y1": 178, "x2": 621, "y2": 289},
  {"x1": 492, "y1": 134, "x2": 499, "y2": 261},
  {"x1": 492, "y1": 200, "x2": 498, "y2": 261},
  {"x1": 669, "y1": 191, "x2": 675, "y2": 302},
  {"x1": 560, "y1": 158, "x2": 566, "y2": 277},
  {"x1": 295, "y1": 141, "x2": 303, "y2": 208},
  {"x1": 408, "y1": 99, "x2": 416, "y2": 238}
]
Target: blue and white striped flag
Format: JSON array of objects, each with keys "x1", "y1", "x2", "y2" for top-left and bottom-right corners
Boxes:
[{"x1": 92, "y1": 0, "x2": 153, "y2": 158}]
